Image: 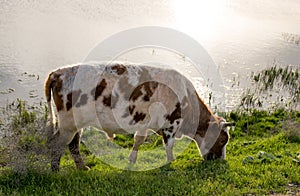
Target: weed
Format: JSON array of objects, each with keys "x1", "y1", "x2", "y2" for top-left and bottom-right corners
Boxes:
[
  {"x1": 240, "y1": 64, "x2": 300, "y2": 110},
  {"x1": 282, "y1": 32, "x2": 300, "y2": 45},
  {"x1": 0, "y1": 99, "x2": 299, "y2": 195},
  {"x1": 0, "y1": 99, "x2": 48, "y2": 173},
  {"x1": 282, "y1": 120, "x2": 300, "y2": 143}
]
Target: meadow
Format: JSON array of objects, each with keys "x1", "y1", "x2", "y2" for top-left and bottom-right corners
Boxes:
[{"x1": 0, "y1": 65, "x2": 299, "y2": 195}]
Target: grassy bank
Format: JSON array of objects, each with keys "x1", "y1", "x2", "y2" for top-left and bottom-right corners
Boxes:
[{"x1": 0, "y1": 100, "x2": 299, "y2": 195}]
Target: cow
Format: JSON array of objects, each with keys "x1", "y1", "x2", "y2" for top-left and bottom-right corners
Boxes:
[{"x1": 44, "y1": 62, "x2": 234, "y2": 171}]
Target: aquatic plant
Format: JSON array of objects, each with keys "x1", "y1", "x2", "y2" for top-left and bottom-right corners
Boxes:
[
  {"x1": 240, "y1": 64, "x2": 300, "y2": 111},
  {"x1": 282, "y1": 33, "x2": 300, "y2": 45}
]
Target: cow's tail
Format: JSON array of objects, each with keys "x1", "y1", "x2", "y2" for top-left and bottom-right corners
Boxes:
[{"x1": 44, "y1": 72, "x2": 57, "y2": 136}]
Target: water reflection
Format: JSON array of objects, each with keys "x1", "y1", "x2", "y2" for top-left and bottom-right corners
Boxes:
[{"x1": 0, "y1": 0, "x2": 299, "y2": 110}]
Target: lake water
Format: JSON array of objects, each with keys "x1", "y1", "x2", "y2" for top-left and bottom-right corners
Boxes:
[{"x1": 0, "y1": 0, "x2": 300, "y2": 110}]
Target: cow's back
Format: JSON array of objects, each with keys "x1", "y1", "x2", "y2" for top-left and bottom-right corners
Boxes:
[{"x1": 51, "y1": 62, "x2": 200, "y2": 137}]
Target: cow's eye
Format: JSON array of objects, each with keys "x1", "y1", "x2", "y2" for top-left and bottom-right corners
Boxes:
[
  {"x1": 220, "y1": 139, "x2": 227, "y2": 145},
  {"x1": 219, "y1": 135, "x2": 228, "y2": 145}
]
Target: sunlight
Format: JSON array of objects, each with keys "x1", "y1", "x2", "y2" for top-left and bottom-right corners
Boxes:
[{"x1": 172, "y1": 0, "x2": 228, "y2": 41}]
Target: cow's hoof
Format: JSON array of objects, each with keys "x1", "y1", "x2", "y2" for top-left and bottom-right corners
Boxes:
[
  {"x1": 129, "y1": 157, "x2": 137, "y2": 164},
  {"x1": 129, "y1": 159, "x2": 136, "y2": 164},
  {"x1": 129, "y1": 150, "x2": 138, "y2": 164},
  {"x1": 51, "y1": 165, "x2": 60, "y2": 172}
]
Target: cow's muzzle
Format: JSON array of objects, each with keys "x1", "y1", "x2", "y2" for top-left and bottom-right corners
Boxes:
[{"x1": 203, "y1": 152, "x2": 221, "y2": 161}]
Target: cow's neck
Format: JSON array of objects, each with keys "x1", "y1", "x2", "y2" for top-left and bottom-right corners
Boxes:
[{"x1": 195, "y1": 93, "x2": 215, "y2": 137}]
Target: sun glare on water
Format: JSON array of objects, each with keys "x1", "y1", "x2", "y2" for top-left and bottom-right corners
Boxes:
[{"x1": 172, "y1": 0, "x2": 228, "y2": 41}]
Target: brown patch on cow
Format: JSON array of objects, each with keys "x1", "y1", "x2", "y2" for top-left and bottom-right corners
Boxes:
[
  {"x1": 165, "y1": 102, "x2": 181, "y2": 124},
  {"x1": 117, "y1": 66, "x2": 153, "y2": 103},
  {"x1": 167, "y1": 126, "x2": 174, "y2": 132},
  {"x1": 197, "y1": 119, "x2": 210, "y2": 138},
  {"x1": 111, "y1": 64, "x2": 127, "y2": 75},
  {"x1": 66, "y1": 90, "x2": 82, "y2": 111},
  {"x1": 209, "y1": 130, "x2": 229, "y2": 157},
  {"x1": 195, "y1": 91, "x2": 214, "y2": 137},
  {"x1": 103, "y1": 94, "x2": 112, "y2": 108},
  {"x1": 76, "y1": 94, "x2": 88, "y2": 108},
  {"x1": 91, "y1": 79, "x2": 107, "y2": 101},
  {"x1": 218, "y1": 130, "x2": 229, "y2": 146},
  {"x1": 129, "y1": 81, "x2": 158, "y2": 102},
  {"x1": 129, "y1": 85, "x2": 143, "y2": 102},
  {"x1": 132, "y1": 111, "x2": 146, "y2": 124},
  {"x1": 51, "y1": 73, "x2": 64, "y2": 112},
  {"x1": 44, "y1": 72, "x2": 53, "y2": 102},
  {"x1": 143, "y1": 82, "x2": 158, "y2": 101},
  {"x1": 158, "y1": 129, "x2": 169, "y2": 144},
  {"x1": 45, "y1": 66, "x2": 82, "y2": 113},
  {"x1": 129, "y1": 105, "x2": 136, "y2": 115}
]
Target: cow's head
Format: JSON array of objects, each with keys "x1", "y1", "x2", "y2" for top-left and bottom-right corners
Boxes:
[{"x1": 201, "y1": 116, "x2": 234, "y2": 161}]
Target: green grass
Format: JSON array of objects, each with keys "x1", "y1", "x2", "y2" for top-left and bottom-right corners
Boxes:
[{"x1": 0, "y1": 101, "x2": 299, "y2": 195}]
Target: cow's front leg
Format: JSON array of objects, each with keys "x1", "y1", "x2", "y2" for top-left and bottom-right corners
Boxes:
[
  {"x1": 48, "y1": 129, "x2": 79, "y2": 171},
  {"x1": 129, "y1": 130, "x2": 147, "y2": 163},
  {"x1": 68, "y1": 129, "x2": 90, "y2": 170},
  {"x1": 158, "y1": 128, "x2": 176, "y2": 162},
  {"x1": 162, "y1": 131, "x2": 175, "y2": 162},
  {"x1": 193, "y1": 133, "x2": 205, "y2": 157}
]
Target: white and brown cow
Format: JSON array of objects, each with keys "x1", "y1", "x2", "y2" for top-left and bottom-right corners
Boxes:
[{"x1": 45, "y1": 62, "x2": 233, "y2": 171}]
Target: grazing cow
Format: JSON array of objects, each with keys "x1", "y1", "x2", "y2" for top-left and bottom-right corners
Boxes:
[{"x1": 44, "y1": 62, "x2": 233, "y2": 171}]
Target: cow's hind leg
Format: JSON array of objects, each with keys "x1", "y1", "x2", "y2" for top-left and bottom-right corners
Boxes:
[
  {"x1": 47, "y1": 129, "x2": 78, "y2": 171},
  {"x1": 68, "y1": 129, "x2": 90, "y2": 170},
  {"x1": 47, "y1": 132, "x2": 67, "y2": 172},
  {"x1": 129, "y1": 130, "x2": 147, "y2": 164},
  {"x1": 165, "y1": 138, "x2": 175, "y2": 162}
]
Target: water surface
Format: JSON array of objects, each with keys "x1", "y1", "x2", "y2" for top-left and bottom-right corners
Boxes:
[{"x1": 0, "y1": 0, "x2": 299, "y2": 110}]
